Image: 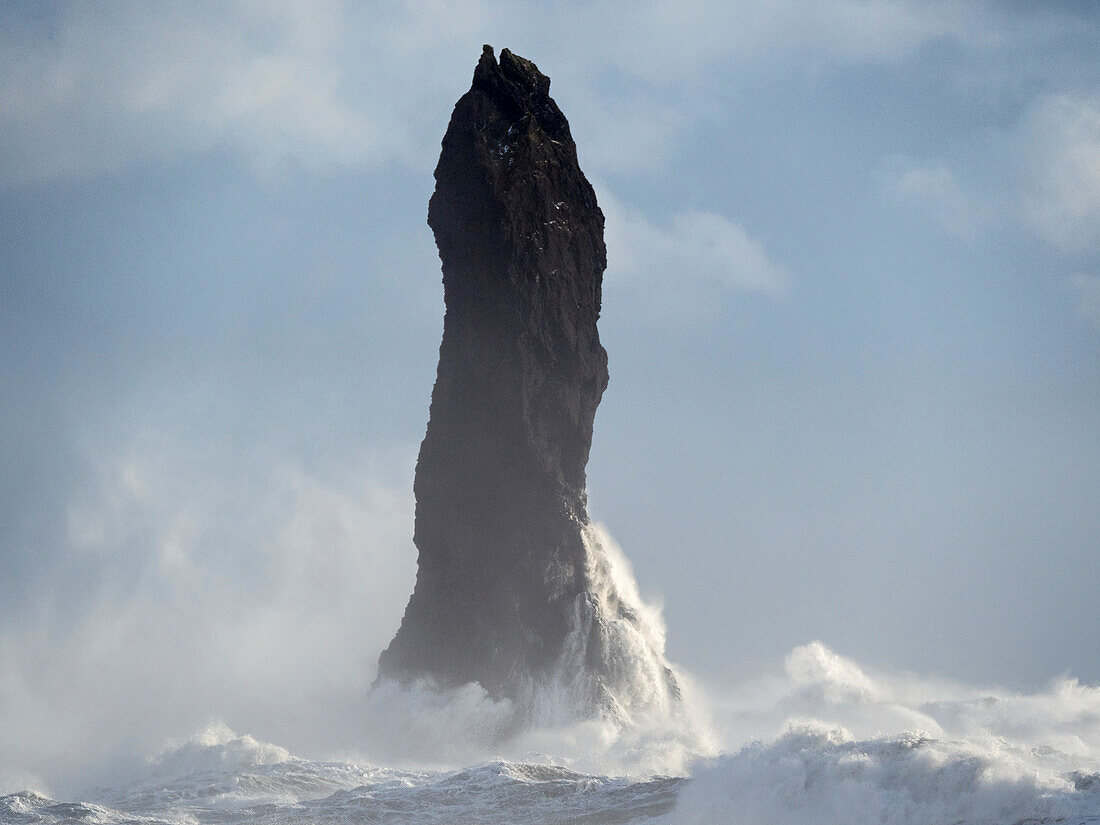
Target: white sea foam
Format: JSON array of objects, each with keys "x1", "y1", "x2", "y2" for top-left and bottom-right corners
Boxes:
[
  {"x1": 5, "y1": 642, "x2": 1100, "y2": 824},
  {"x1": 669, "y1": 642, "x2": 1100, "y2": 824},
  {"x1": 5, "y1": 515, "x2": 1100, "y2": 823},
  {"x1": 523, "y1": 521, "x2": 712, "y2": 774},
  {"x1": 2, "y1": 724, "x2": 681, "y2": 824},
  {"x1": 669, "y1": 726, "x2": 1100, "y2": 825},
  {"x1": 361, "y1": 520, "x2": 711, "y2": 778},
  {"x1": 544, "y1": 522, "x2": 684, "y2": 724}
]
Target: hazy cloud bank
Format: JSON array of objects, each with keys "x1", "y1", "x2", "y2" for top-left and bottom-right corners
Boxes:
[
  {"x1": 0, "y1": 425, "x2": 417, "y2": 796},
  {"x1": 0, "y1": 0, "x2": 980, "y2": 185}
]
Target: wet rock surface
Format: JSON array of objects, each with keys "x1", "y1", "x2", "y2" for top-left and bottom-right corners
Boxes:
[{"x1": 377, "y1": 45, "x2": 611, "y2": 702}]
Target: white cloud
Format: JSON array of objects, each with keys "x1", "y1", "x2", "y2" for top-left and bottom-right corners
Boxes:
[
  {"x1": 883, "y1": 157, "x2": 979, "y2": 237},
  {"x1": 509, "y1": 0, "x2": 980, "y2": 176},
  {"x1": 0, "y1": 0, "x2": 491, "y2": 183},
  {"x1": 0, "y1": 0, "x2": 981, "y2": 185},
  {"x1": 566, "y1": 93, "x2": 682, "y2": 176},
  {"x1": 878, "y1": 95, "x2": 1100, "y2": 257},
  {"x1": 1019, "y1": 94, "x2": 1100, "y2": 254},
  {"x1": 0, "y1": 426, "x2": 418, "y2": 792},
  {"x1": 0, "y1": 2, "x2": 354, "y2": 181},
  {"x1": 1070, "y1": 274, "x2": 1100, "y2": 330},
  {"x1": 558, "y1": 0, "x2": 976, "y2": 89},
  {"x1": 600, "y1": 188, "x2": 787, "y2": 323}
]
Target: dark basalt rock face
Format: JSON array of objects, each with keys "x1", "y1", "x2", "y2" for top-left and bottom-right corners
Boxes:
[{"x1": 377, "y1": 46, "x2": 611, "y2": 702}]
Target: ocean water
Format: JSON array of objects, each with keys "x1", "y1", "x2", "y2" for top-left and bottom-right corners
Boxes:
[
  {"x1": 6, "y1": 646, "x2": 1100, "y2": 825},
  {"x1": 5, "y1": 525, "x2": 1100, "y2": 823},
  {"x1": 1, "y1": 737, "x2": 683, "y2": 824}
]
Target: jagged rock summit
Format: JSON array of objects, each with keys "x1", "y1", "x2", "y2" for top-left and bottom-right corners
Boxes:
[{"x1": 378, "y1": 46, "x2": 679, "y2": 720}]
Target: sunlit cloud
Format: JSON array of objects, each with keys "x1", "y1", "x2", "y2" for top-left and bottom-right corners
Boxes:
[
  {"x1": 882, "y1": 157, "x2": 980, "y2": 238},
  {"x1": 0, "y1": 1, "x2": 492, "y2": 183},
  {"x1": 0, "y1": 425, "x2": 416, "y2": 793},
  {"x1": 879, "y1": 95, "x2": 1100, "y2": 259},
  {"x1": 600, "y1": 187, "x2": 787, "y2": 324},
  {"x1": 1019, "y1": 94, "x2": 1100, "y2": 254},
  {"x1": 0, "y1": 0, "x2": 982, "y2": 185}
]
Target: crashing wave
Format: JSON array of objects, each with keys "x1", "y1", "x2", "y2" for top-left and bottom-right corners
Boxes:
[
  {"x1": 8, "y1": 644, "x2": 1100, "y2": 824},
  {"x1": 368, "y1": 522, "x2": 711, "y2": 777},
  {"x1": 673, "y1": 725, "x2": 1100, "y2": 825},
  {"x1": 545, "y1": 522, "x2": 683, "y2": 724}
]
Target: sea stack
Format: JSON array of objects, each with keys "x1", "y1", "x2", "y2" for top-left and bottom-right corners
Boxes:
[{"x1": 378, "y1": 46, "x2": 678, "y2": 717}]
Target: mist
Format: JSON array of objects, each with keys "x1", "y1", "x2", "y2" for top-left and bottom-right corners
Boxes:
[{"x1": 0, "y1": 425, "x2": 417, "y2": 795}]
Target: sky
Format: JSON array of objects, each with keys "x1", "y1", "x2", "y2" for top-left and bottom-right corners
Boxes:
[{"x1": 1, "y1": 0, "x2": 1099, "y2": 792}]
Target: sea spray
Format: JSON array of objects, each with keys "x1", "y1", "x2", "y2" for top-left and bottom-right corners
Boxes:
[
  {"x1": 365, "y1": 521, "x2": 711, "y2": 777},
  {"x1": 549, "y1": 523, "x2": 682, "y2": 722},
  {"x1": 669, "y1": 725, "x2": 1100, "y2": 825},
  {"x1": 667, "y1": 643, "x2": 1100, "y2": 824},
  {"x1": 6, "y1": 641, "x2": 1100, "y2": 823}
]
